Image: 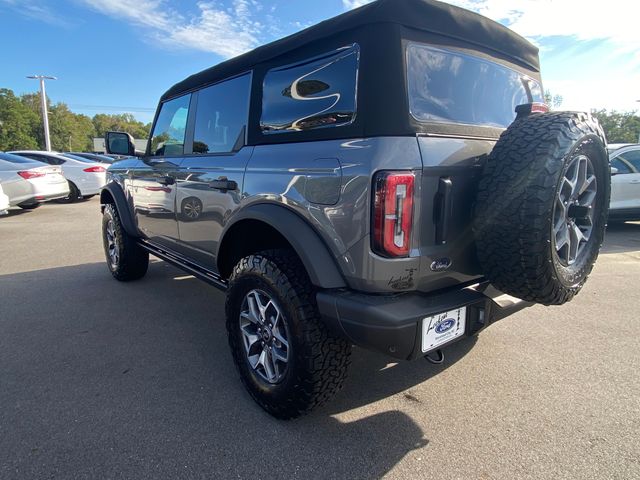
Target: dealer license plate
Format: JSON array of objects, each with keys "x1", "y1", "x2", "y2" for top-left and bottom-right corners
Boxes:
[{"x1": 421, "y1": 307, "x2": 467, "y2": 353}]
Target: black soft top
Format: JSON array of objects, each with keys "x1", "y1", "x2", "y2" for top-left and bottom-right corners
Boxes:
[{"x1": 161, "y1": 0, "x2": 538, "y2": 101}]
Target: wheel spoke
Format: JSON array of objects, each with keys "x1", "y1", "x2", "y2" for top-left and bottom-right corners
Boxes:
[
  {"x1": 553, "y1": 154, "x2": 598, "y2": 266},
  {"x1": 238, "y1": 289, "x2": 290, "y2": 384}
]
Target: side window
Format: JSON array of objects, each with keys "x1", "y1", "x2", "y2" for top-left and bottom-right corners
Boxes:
[
  {"x1": 193, "y1": 74, "x2": 251, "y2": 154},
  {"x1": 618, "y1": 150, "x2": 640, "y2": 172},
  {"x1": 611, "y1": 158, "x2": 632, "y2": 174},
  {"x1": 261, "y1": 44, "x2": 359, "y2": 134},
  {"x1": 150, "y1": 94, "x2": 190, "y2": 156}
]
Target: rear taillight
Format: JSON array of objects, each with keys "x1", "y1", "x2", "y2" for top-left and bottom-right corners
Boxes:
[
  {"x1": 373, "y1": 171, "x2": 415, "y2": 257},
  {"x1": 17, "y1": 171, "x2": 45, "y2": 179},
  {"x1": 83, "y1": 166, "x2": 106, "y2": 173}
]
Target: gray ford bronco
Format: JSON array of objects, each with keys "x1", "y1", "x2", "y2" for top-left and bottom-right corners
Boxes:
[{"x1": 100, "y1": 0, "x2": 610, "y2": 418}]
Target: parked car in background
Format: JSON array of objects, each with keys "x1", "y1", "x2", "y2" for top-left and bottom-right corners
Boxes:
[
  {"x1": 607, "y1": 143, "x2": 634, "y2": 155},
  {"x1": 102, "y1": 153, "x2": 132, "y2": 162},
  {"x1": 9, "y1": 150, "x2": 108, "y2": 203},
  {"x1": 65, "y1": 152, "x2": 115, "y2": 164},
  {"x1": 0, "y1": 152, "x2": 70, "y2": 209},
  {"x1": 0, "y1": 184, "x2": 9, "y2": 215},
  {"x1": 609, "y1": 144, "x2": 640, "y2": 221}
]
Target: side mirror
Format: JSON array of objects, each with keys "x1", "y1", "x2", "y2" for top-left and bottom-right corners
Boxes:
[
  {"x1": 105, "y1": 131, "x2": 136, "y2": 156},
  {"x1": 610, "y1": 166, "x2": 619, "y2": 176}
]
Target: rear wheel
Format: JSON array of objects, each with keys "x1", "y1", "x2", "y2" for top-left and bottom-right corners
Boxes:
[
  {"x1": 226, "y1": 249, "x2": 351, "y2": 419},
  {"x1": 57, "y1": 181, "x2": 80, "y2": 203},
  {"x1": 102, "y1": 204, "x2": 149, "y2": 281},
  {"x1": 474, "y1": 112, "x2": 610, "y2": 305}
]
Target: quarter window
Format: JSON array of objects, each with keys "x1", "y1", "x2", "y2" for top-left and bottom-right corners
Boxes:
[
  {"x1": 150, "y1": 94, "x2": 190, "y2": 156},
  {"x1": 193, "y1": 74, "x2": 251, "y2": 154},
  {"x1": 407, "y1": 44, "x2": 544, "y2": 128},
  {"x1": 611, "y1": 158, "x2": 633, "y2": 174},
  {"x1": 618, "y1": 150, "x2": 640, "y2": 172},
  {"x1": 261, "y1": 45, "x2": 359, "y2": 134}
]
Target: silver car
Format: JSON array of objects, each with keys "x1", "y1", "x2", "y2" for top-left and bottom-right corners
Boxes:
[
  {"x1": 9, "y1": 150, "x2": 108, "y2": 203},
  {"x1": 0, "y1": 152, "x2": 70, "y2": 209}
]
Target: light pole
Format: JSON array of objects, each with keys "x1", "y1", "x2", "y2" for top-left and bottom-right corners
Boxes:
[
  {"x1": 26, "y1": 75, "x2": 57, "y2": 151},
  {"x1": 637, "y1": 100, "x2": 640, "y2": 143}
]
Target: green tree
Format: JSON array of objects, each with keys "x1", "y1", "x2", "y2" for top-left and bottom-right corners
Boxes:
[
  {"x1": 48, "y1": 103, "x2": 95, "y2": 151},
  {"x1": 0, "y1": 89, "x2": 40, "y2": 150},
  {"x1": 544, "y1": 90, "x2": 563, "y2": 110},
  {"x1": 92, "y1": 113, "x2": 150, "y2": 140},
  {"x1": 591, "y1": 109, "x2": 640, "y2": 143}
]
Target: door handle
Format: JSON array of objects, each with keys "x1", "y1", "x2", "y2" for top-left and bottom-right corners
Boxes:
[
  {"x1": 158, "y1": 175, "x2": 175, "y2": 186},
  {"x1": 208, "y1": 178, "x2": 237, "y2": 192},
  {"x1": 630, "y1": 180, "x2": 640, "y2": 184}
]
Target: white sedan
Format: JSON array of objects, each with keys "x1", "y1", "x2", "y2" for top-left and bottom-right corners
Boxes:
[
  {"x1": 0, "y1": 152, "x2": 70, "y2": 210},
  {"x1": 0, "y1": 183, "x2": 9, "y2": 215},
  {"x1": 609, "y1": 144, "x2": 640, "y2": 222},
  {"x1": 9, "y1": 150, "x2": 109, "y2": 203}
]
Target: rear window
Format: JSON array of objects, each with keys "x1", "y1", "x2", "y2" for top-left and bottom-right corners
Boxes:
[
  {"x1": 61, "y1": 153, "x2": 96, "y2": 163},
  {"x1": 261, "y1": 44, "x2": 359, "y2": 134},
  {"x1": 0, "y1": 152, "x2": 39, "y2": 164},
  {"x1": 407, "y1": 44, "x2": 543, "y2": 128}
]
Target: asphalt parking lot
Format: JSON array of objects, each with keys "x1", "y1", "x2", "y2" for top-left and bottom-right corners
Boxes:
[{"x1": 1, "y1": 199, "x2": 639, "y2": 480}]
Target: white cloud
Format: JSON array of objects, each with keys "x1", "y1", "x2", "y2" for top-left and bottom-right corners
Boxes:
[
  {"x1": 447, "y1": 0, "x2": 640, "y2": 50},
  {"x1": 342, "y1": 0, "x2": 373, "y2": 9},
  {"x1": 343, "y1": 0, "x2": 640, "y2": 52},
  {"x1": 0, "y1": 0, "x2": 72, "y2": 27},
  {"x1": 79, "y1": 0, "x2": 263, "y2": 58}
]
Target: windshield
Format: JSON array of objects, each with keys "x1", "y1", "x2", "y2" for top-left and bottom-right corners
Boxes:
[{"x1": 407, "y1": 44, "x2": 543, "y2": 129}]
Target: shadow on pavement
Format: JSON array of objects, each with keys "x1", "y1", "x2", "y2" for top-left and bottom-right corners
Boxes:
[
  {"x1": 0, "y1": 261, "x2": 474, "y2": 478},
  {"x1": 602, "y1": 221, "x2": 640, "y2": 254},
  {"x1": 2, "y1": 208, "x2": 33, "y2": 218}
]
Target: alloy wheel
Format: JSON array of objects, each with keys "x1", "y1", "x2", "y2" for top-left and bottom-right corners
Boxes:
[
  {"x1": 553, "y1": 154, "x2": 598, "y2": 266},
  {"x1": 239, "y1": 289, "x2": 290, "y2": 384},
  {"x1": 105, "y1": 220, "x2": 120, "y2": 268}
]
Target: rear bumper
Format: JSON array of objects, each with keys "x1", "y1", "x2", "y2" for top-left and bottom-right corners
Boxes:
[{"x1": 317, "y1": 281, "x2": 531, "y2": 360}]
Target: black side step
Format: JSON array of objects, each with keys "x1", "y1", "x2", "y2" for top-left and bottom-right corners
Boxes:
[{"x1": 138, "y1": 240, "x2": 228, "y2": 291}]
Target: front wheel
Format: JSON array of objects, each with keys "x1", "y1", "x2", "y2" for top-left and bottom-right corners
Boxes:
[
  {"x1": 102, "y1": 204, "x2": 149, "y2": 281},
  {"x1": 226, "y1": 249, "x2": 351, "y2": 419}
]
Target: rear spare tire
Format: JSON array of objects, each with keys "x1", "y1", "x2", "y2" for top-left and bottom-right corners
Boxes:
[{"x1": 474, "y1": 112, "x2": 610, "y2": 305}]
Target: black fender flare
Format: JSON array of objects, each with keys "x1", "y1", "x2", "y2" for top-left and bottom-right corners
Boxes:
[
  {"x1": 100, "y1": 182, "x2": 140, "y2": 238},
  {"x1": 218, "y1": 203, "x2": 347, "y2": 289}
]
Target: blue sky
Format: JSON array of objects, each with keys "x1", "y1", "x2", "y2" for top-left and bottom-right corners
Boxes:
[{"x1": 1, "y1": 0, "x2": 638, "y2": 124}]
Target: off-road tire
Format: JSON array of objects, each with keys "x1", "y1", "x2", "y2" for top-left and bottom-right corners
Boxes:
[
  {"x1": 474, "y1": 112, "x2": 610, "y2": 305},
  {"x1": 102, "y1": 203, "x2": 149, "y2": 281},
  {"x1": 226, "y1": 249, "x2": 351, "y2": 419},
  {"x1": 58, "y1": 181, "x2": 80, "y2": 203}
]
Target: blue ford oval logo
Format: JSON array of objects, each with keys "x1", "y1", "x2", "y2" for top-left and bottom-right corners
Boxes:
[{"x1": 435, "y1": 319, "x2": 456, "y2": 334}]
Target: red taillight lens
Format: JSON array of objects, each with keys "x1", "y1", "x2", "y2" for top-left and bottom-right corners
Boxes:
[
  {"x1": 17, "y1": 170, "x2": 45, "y2": 179},
  {"x1": 373, "y1": 171, "x2": 415, "y2": 257},
  {"x1": 83, "y1": 166, "x2": 106, "y2": 173}
]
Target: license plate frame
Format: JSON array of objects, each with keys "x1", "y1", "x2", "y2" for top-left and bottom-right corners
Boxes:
[{"x1": 421, "y1": 307, "x2": 467, "y2": 353}]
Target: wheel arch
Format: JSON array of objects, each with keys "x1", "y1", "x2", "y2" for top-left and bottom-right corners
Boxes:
[
  {"x1": 217, "y1": 204, "x2": 346, "y2": 289},
  {"x1": 100, "y1": 182, "x2": 140, "y2": 238}
]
